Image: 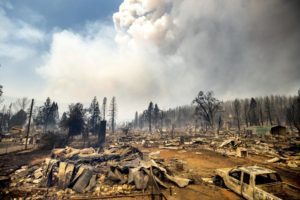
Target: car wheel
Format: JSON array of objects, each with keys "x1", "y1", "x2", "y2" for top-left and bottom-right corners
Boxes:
[{"x1": 213, "y1": 176, "x2": 224, "y2": 187}]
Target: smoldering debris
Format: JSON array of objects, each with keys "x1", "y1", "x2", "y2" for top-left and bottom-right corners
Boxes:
[{"x1": 4, "y1": 145, "x2": 191, "y2": 199}]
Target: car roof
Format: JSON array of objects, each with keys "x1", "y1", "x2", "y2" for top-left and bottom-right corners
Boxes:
[{"x1": 237, "y1": 166, "x2": 276, "y2": 175}]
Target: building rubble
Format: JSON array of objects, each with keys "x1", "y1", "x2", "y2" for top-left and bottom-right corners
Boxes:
[
  {"x1": 2, "y1": 128, "x2": 300, "y2": 199},
  {"x1": 5, "y1": 145, "x2": 192, "y2": 199},
  {"x1": 118, "y1": 130, "x2": 300, "y2": 169}
]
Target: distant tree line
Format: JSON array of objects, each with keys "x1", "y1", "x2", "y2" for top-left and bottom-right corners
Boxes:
[
  {"x1": 132, "y1": 90, "x2": 300, "y2": 135},
  {"x1": 133, "y1": 101, "x2": 195, "y2": 132},
  {"x1": 134, "y1": 102, "x2": 164, "y2": 133},
  {"x1": 226, "y1": 92, "x2": 300, "y2": 134}
]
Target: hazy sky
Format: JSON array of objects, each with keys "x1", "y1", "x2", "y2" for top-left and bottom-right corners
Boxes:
[{"x1": 0, "y1": 0, "x2": 299, "y2": 121}]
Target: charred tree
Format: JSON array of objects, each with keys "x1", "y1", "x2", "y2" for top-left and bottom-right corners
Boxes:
[
  {"x1": 35, "y1": 97, "x2": 59, "y2": 132},
  {"x1": 217, "y1": 115, "x2": 223, "y2": 134},
  {"x1": 109, "y1": 97, "x2": 117, "y2": 133},
  {"x1": 264, "y1": 96, "x2": 273, "y2": 125},
  {"x1": 233, "y1": 99, "x2": 241, "y2": 135},
  {"x1": 243, "y1": 99, "x2": 250, "y2": 127},
  {"x1": 256, "y1": 98, "x2": 264, "y2": 126},
  {"x1": 14, "y1": 97, "x2": 30, "y2": 111},
  {"x1": 160, "y1": 110, "x2": 164, "y2": 130},
  {"x1": 98, "y1": 120, "x2": 106, "y2": 147},
  {"x1": 147, "y1": 102, "x2": 153, "y2": 133},
  {"x1": 134, "y1": 111, "x2": 138, "y2": 129},
  {"x1": 89, "y1": 97, "x2": 101, "y2": 135},
  {"x1": 249, "y1": 98, "x2": 259, "y2": 126},
  {"x1": 153, "y1": 104, "x2": 160, "y2": 129},
  {"x1": 67, "y1": 103, "x2": 85, "y2": 142},
  {"x1": 25, "y1": 99, "x2": 34, "y2": 150},
  {"x1": 102, "y1": 97, "x2": 107, "y2": 120},
  {"x1": 193, "y1": 91, "x2": 222, "y2": 129}
]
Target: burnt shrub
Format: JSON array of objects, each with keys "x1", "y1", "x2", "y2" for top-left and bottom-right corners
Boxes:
[{"x1": 40, "y1": 131, "x2": 67, "y2": 150}]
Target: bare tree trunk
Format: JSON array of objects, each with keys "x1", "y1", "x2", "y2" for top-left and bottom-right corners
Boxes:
[
  {"x1": 110, "y1": 97, "x2": 116, "y2": 134},
  {"x1": 267, "y1": 110, "x2": 273, "y2": 125},
  {"x1": 160, "y1": 111, "x2": 164, "y2": 130},
  {"x1": 194, "y1": 119, "x2": 198, "y2": 133},
  {"x1": 111, "y1": 115, "x2": 115, "y2": 133},
  {"x1": 149, "y1": 118, "x2": 152, "y2": 133},
  {"x1": 259, "y1": 108, "x2": 264, "y2": 126},
  {"x1": 98, "y1": 120, "x2": 106, "y2": 147},
  {"x1": 237, "y1": 118, "x2": 241, "y2": 136},
  {"x1": 25, "y1": 99, "x2": 34, "y2": 150},
  {"x1": 171, "y1": 124, "x2": 175, "y2": 139},
  {"x1": 217, "y1": 116, "x2": 222, "y2": 134},
  {"x1": 210, "y1": 113, "x2": 214, "y2": 130},
  {"x1": 244, "y1": 109, "x2": 249, "y2": 127}
]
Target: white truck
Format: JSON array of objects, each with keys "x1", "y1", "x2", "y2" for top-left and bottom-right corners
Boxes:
[{"x1": 213, "y1": 166, "x2": 300, "y2": 200}]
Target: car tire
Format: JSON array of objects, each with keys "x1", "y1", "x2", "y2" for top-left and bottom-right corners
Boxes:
[{"x1": 213, "y1": 176, "x2": 224, "y2": 187}]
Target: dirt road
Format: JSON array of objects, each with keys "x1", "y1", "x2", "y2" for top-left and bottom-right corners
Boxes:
[{"x1": 146, "y1": 147, "x2": 300, "y2": 200}]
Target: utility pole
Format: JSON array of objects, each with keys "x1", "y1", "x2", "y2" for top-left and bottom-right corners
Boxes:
[{"x1": 25, "y1": 99, "x2": 34, "y2": 150}]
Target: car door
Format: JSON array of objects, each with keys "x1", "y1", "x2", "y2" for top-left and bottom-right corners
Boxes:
[
  {"x1": 241, "y1": 172, "x2": 254, "y2": 200},
  {"x1": 227, "y1": 169, "x2": 242, "y2": 194}
]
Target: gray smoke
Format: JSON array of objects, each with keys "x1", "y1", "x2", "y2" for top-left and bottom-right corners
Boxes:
[
  {"x1": 37, "y1": 0, "x2": 300, "y2": 120},
  {"x1": 114, "y1": 0, "x2": 300, "y2": 100}
]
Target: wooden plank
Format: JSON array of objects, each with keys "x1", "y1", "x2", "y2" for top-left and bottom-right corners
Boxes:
[{"x1": 58, "y1": 162, "x2": 67, "y2": 188}]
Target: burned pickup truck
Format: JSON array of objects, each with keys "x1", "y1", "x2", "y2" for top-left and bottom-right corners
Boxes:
[{"x1": 213, "y1": 166, "x2": 300, "y2": 200}]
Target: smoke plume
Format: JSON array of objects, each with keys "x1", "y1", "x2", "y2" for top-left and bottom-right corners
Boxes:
[{"x1": 38, "y1": 0, "x2": 300, "y2": 120}]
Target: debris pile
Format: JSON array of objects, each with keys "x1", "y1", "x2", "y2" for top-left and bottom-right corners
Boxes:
[
  {"x1": 167, "y1": 134, "x2": 300, "y2": 167},
  {"x1": 266, "y1": 155, "x2": 300, "y2": 168},
  {"x1": 7, "y1": 145, "x2": 192, "y2": 198}
]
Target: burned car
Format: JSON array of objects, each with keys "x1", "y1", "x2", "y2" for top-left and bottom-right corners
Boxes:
[{"x1": 213, "y1": 166, "x2": 300, "y2": 200}]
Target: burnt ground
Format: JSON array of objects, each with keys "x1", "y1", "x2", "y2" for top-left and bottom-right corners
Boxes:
[
  {"x1": 0, "y1": 146, "x2": 299, "y2": 200},
  {"x1": 151, "y1": 147, "x2": 300, "y2": 200},
  {"x1": 0, "y1": 149, "x2": 51, "y2": 177}
]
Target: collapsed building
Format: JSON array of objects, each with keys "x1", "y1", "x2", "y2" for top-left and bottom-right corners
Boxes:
[{"x1": 5, "y1": 145, "x2": 191, "y2": 199}]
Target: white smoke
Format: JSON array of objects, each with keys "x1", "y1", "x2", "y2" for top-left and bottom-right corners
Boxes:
[
  {"x1": 37, "y1": 0, "x2": 300, "y2": 120},
  {"x1": 113, "y1": 0, "x2": 174, "y2": 48}
]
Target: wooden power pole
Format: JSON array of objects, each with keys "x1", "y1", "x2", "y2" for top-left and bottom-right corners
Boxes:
[{"x1": 25, "y1": 99, "x2": 34, "y2": 150}]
